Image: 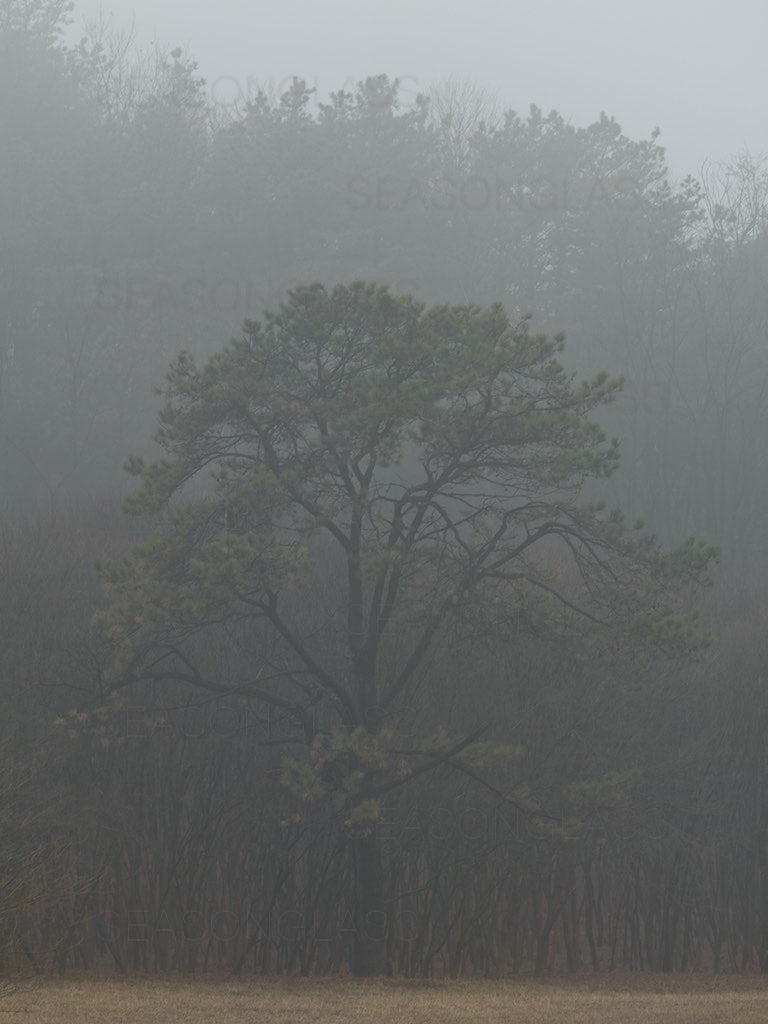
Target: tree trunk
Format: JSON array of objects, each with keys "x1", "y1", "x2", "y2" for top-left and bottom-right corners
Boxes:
[{"x1": 351, "y1": 831, "x2": 387, "y2": 976}]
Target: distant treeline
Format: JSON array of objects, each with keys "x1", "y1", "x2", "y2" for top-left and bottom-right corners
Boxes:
[{"x1": 2, "y1": 0, "x2": 768, "y2": 569}]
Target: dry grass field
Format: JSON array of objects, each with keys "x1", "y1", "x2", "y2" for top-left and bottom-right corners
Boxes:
[{"x1": 3, "y1": 973, "x2": 768, "y2": 1023}]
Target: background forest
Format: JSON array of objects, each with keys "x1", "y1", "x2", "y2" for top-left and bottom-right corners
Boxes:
[{"x1": 3, "y1": 0, "x2": 768, "y2": 977}]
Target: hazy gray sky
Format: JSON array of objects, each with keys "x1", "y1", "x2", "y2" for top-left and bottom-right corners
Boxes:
[{"x1": 70, "y1": 0, "x2": 767, "y2": 179}]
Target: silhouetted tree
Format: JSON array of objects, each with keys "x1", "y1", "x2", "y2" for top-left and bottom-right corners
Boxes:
[{"x1": 95, "y1": 282, "x2": 715, "y2": 974}]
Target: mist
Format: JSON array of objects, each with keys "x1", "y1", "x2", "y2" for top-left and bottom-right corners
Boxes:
[{"x1": 2, "y1": 0, "x2": 768, "y2": 984}]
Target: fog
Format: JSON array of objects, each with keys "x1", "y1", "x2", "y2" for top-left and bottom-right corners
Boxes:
[
  {"x1": 6, "y1": 0, "x2": 768, "y2": 564},
  {"x1": 68, "y1": 0, "x2": 768, "y2": 177},
  {"x1": 4, "y1": 0, "x2": 768, "y2": 983}
]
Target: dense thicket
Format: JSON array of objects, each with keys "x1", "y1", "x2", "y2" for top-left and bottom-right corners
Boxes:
[
  {"x1": 2, "y1": 514, "x2": 767, "y2": 976},
  {"x1": 2, "y1": 0, "x2": 768, "y2": 977}
]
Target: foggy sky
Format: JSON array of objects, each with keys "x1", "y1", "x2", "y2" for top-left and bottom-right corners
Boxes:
[{"x1": 68, "y1": 0, "x2": 768, "y2": 180}]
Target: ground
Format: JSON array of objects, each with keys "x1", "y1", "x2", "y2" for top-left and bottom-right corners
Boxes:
[{"x1": 2, "y1": 973, "x2": 768, "y2": 1023}]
